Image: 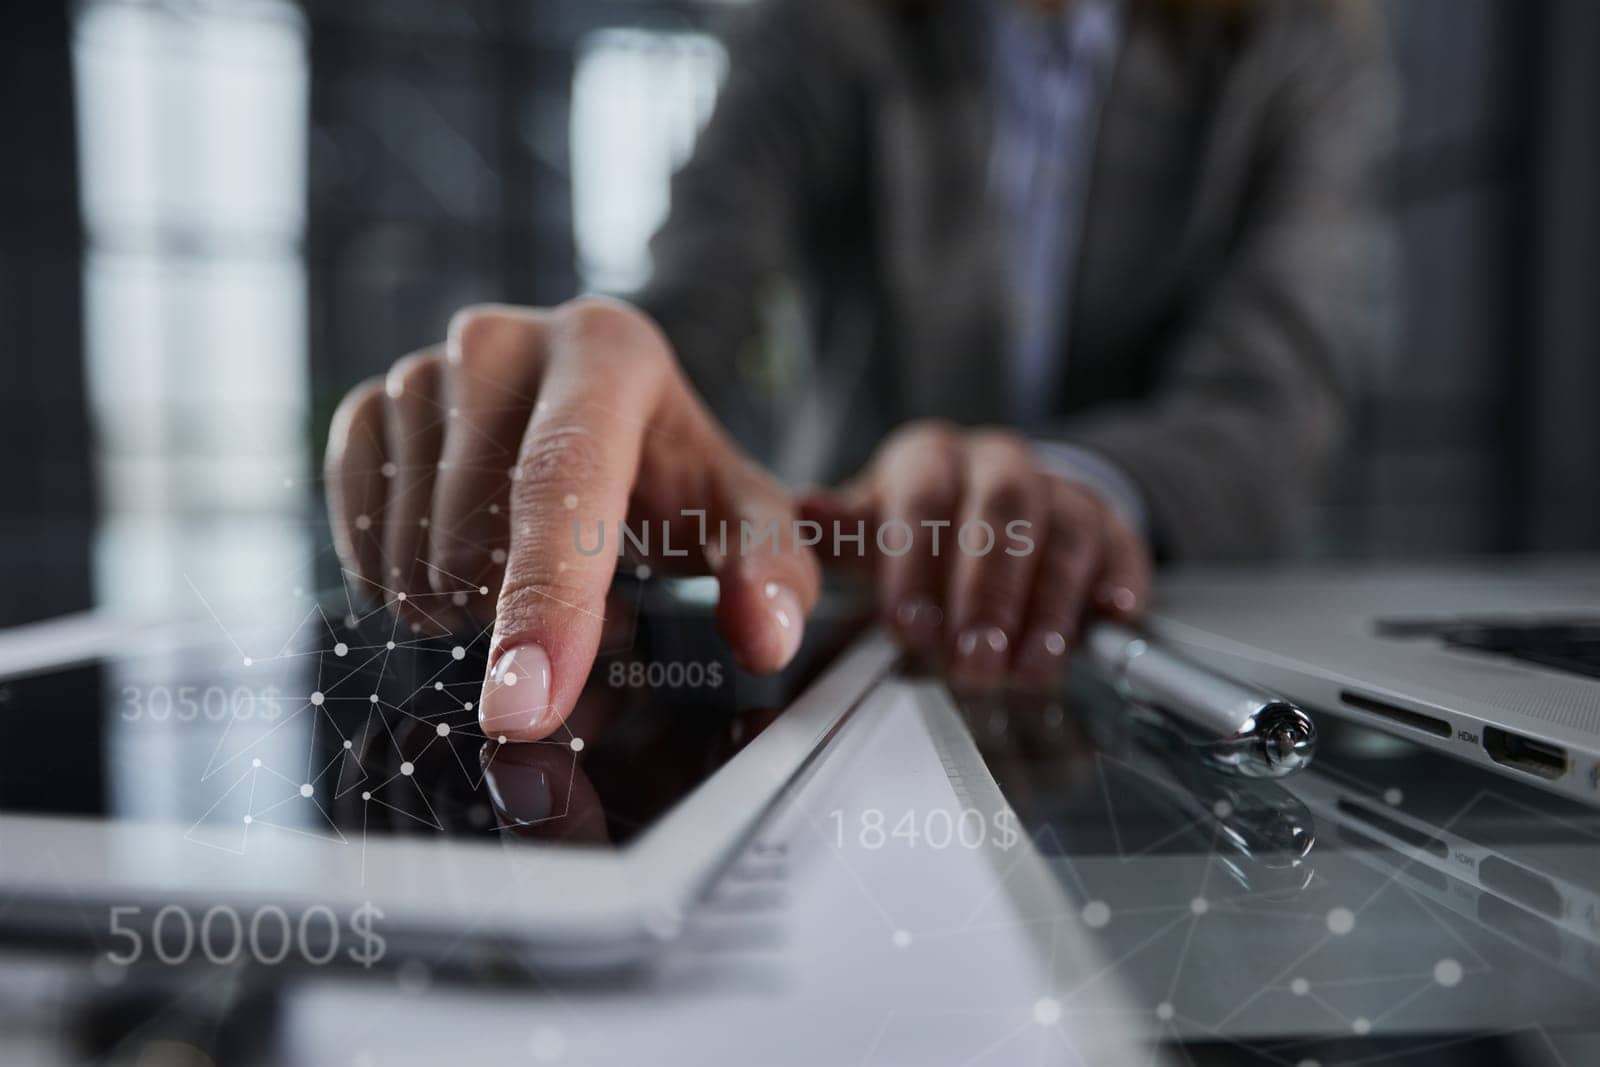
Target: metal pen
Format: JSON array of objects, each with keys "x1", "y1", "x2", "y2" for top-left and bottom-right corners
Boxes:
[{"x1": 1083, "y1": 622, "x2": 1317, "y2": 778}]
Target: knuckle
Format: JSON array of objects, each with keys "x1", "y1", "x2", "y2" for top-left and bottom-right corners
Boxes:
[
  {"x1": 901, "y1": 486, "x2": 957, "y2": 523},
  {"x1": 1053, "y1": 479, "x2": 1106, "y2": 527},
  {"x1": 973, "y1": 476, "x2": 1034, "y2": 524},
  {"x1": 494, "y1": 578, "x2": 601, "y2": 637},
  {"x1": 969, "y1": 427, "x2": 1031, "y2": 462},
  {"x1": 448, "y1": 304, "x2": 539, "y2": 369},
  {"x1": 519, "y1": 420, "x2": 607, "y2": 486},
  {"x1": 884, "y1": 417, "x2": 960, "y2": 456},
  {"x1": 384, "y1": 348, "x2": 442, "y2": 403},
  {"x1": 554, "y1": 297, "x2": 663, "y2": 359},
  {"x1": 328, "y1": 377, "x2": 385, "y2": 451}
]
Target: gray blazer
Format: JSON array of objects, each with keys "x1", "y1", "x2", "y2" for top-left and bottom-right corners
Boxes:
[{"x1": 636, "y1": 0, "x2": 1396, "y2": 560}]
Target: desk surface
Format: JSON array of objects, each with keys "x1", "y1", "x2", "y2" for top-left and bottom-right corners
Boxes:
[{"x1": 1, "y1": 646, "x2": 1597, "y2": 1066}]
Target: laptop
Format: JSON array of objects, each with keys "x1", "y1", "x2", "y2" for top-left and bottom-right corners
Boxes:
[{"x1": 1144, "y1": 558, "x2": 1600, "y2": 807}]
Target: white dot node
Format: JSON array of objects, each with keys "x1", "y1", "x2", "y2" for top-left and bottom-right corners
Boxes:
[
  {"x1": 300, "y1": 783, "x2": 313, "y2": 798},
  {"x1": 489, "y1": 504, "x2": 500, "y2": 515},
  {"x1": 334, "y1": 642, "x2": 348, "y2": 657},
  {"x1": 891, "y1": 929, "x2": 911, "y2": 949},
  {"x1": 362, "y1": 791, "x2": 371, "y2": 801},
  {"x1": 355, "y1": 514, "x2": 372, "y2": 531},
  {"x1": 464, "y1": 701, "x2": 474, "y2": 711},
  {"x1": 479, "y1": 585, "x2": 490, "y2": 595},
  {"x1": 243, "y1": 815, "x2": 253, "y2": 824},
  {"x1": 1352, "y1": 1018, "x2": 1371, "y2": 1036},
  {"x1": 635, "y1": 564, "x2": 652, "y2": 580},
  {"x1": 504, "y1": 672, "x2": 519, "y2": 687},
  {"x1": 570, "y1": 738, "x2": 585, "y2": 752},
  {"x1": 343, "y1": 739, "x2": 353, "y2": 749},
  {"x1": 395, "y1": 592, "x2": 406, "y2": 603},
  {"x1": 418, "y1": 517, "x2": 429, "y2": 529},
  {"x1": 508, "y1": 466, "x2": 522, "y2": 481},
  {"x1": 436, "y1": 723, "x2": 450, "y2": 737},
  {"x1": 448, "y1": 406, "x2": 459, "y2": 418},
  {"x1": 437, "y1": 460, "x2": 449, "y2": 471},
  {"x1": 452, "y1": 646, "x2": 466, "y2": 661},
  {"x1": 1326, "y1": 907, "x2": 1356, "y2": 936},
  {"x1": 563, "y1": 494, "x2": 578, "y2": 510},
  {"x1": 1212, "y1": 799, "x2": 1233, "y2": 819},
  {"x1": 252, "y1": 758, "x2": 262, "y2": 768},
  {"x1": 491, "y1": 549, "x2": 507, "y2": 565},
  {"x1": 1155, "y1": 1003, "x2": 1174, "y2": 1022},
  {"x1": 1290, "y1": 977, "x2": 1310, "y2": 996},
  {"x1": 497, "y1": 735, "x2": 507, "y2": 744},
  {"x1": 1032, "y1": 997, "x2": 1062, "y2": 1026},
  {"x1": 386, "y1": 640, "x2": 396, "y2": 650},
  {"x1": 400, "y1": 761, "x2": 414, "y2": 776},
  {"x1": 1081, "y1": 901, "x2": 1111, "y2": 928},
  {"x1": 1434, "y1": 958, "x2": 1463, "y2": 987},
  {"x1": 369, "y1": 694, "x2": 380, "y2": 704},
  {"x1": 1384, "y1": 787, "x2": 1404, "y2": 806},
  {"x1": 381, "y1": 462, "x2": 397, "y2": 479},
  {"x1": 310, "y1": 691, "x2": 325, "y2": 706},
  {"x1": 1190, "y1": 897, "x2": 1209, "y2": 916},
  {"x1": 243, "y1": 657, "x2": 253, "y2": 667}
]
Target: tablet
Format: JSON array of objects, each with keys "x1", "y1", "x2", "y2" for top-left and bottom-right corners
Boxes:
[{"x1": 0, "y1": 580, "x2": 892, "y2": 973}]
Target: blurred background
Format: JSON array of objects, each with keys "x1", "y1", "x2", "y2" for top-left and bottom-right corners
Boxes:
[{"x1": 2, "y1": 0, "x2": 1597, "y2": 630}]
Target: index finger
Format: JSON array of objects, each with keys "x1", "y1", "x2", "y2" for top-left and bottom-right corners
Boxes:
[{"x1": 475, "y1": 299, "x2": 675, "y2": 742}]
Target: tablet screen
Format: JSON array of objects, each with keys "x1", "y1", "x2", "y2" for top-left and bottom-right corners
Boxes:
[{"x1": 0, "y1": 580, "x2": 866, "y2": 852}]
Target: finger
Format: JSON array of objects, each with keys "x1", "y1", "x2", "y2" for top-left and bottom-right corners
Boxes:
[
  {"x1": 381, "y1": 349, "x2": 451, "y2": 632},
  {"x1": 1014, "y1": 481, "x2": 1106, "y2": 687},
  {"x1": 875, "y1": 425, "x2": 963, "y2": 654},
  {"x1": 944, "y1": 436, "x2": 1046, "y2": 689},
  {"x1": 427, "y1": 307, "x2": 543, "y2": 616},
  {"x1": 483, "y1": 741, "x2": 610, "y2": 844},
  {"x1": 796, "y1": 479, "x2": 875, "y2": 573},
  {"x1": 324, "y1": 377, "x2": 389, "y2": 602},
  {"x1": 1090, "y1": 506, "x2": 1152, "y2": 622},
  {"x1": 710, "y1": 458, "x2": 821, "y2": 674},
  {"x1": 476, "y1": 299, "x2": 673, "y2": 743}
]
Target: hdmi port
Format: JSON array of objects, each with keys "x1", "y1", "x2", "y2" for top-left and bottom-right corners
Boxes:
[
  {"x1": 1483, "y1": 727, "x2": 1568, "y2": 780},
  {"x1": 1339, "y1": 691, "x2": 1452, "y2": 738}
]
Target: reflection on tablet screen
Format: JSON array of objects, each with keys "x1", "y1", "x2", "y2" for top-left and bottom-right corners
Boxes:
[{"x1": 0, "y1": 580, "x2": 866, "y2": 851}]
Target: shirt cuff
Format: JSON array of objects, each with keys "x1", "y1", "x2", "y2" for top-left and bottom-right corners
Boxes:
[{"x1": 1032, "y1": 440, "x2": 1149, "y2": 535}]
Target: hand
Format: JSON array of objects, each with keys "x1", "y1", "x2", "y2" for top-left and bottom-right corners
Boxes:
[
  {"x1": 324, "y1": 298, "x2": 819, "y2": 742},
  {"x1": 801, "y1": 421, "x2": 1151, "y2": 689}
]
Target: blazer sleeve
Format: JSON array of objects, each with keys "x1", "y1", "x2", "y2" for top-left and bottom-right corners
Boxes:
[
  {"x1": 1045, "y1": 4, "x2": 1398, "y2": 561},
  {"x1": 631, "y1": 0, "x2": 861, "y2": 421}
]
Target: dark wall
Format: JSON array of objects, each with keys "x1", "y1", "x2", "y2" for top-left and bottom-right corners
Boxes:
[{"x1": 0, "y1": 3, "x2": 95, "y2": 627}]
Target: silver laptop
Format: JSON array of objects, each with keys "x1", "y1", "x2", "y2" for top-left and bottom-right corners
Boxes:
[{"x1": 1145, "y1": 558, "x2": 1600, "y2": 806}]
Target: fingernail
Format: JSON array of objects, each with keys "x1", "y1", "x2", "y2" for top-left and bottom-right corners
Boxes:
[
  {"x1": 764, "y1": 582, "x2": 805, "y2": 667},
  {"x1": 893, "y1": 595, "x2": 944, "y2": 649},
  {"x1": 1095, "y1": 584, "x2": 1138, "y2": 615},
  {"x1": 483, "y1": 759, "x2": 552, "y2": 825},
  {"x1": 953, "y1": 625, "x2": 1009, "y2": 684},
  {"x1": 479, "y1": 643, "x2": 556, "y2": 741},
  {"x1": 1016, "y1": 628, "x2": 1070, "y2": 682}
]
